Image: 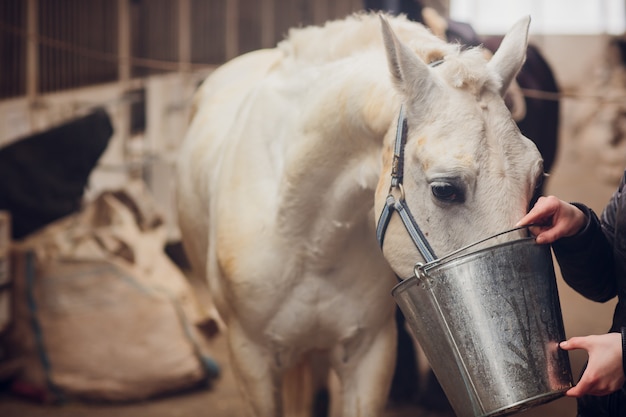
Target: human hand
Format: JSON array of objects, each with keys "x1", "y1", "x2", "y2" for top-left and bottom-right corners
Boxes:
[
  {"x1": 559, "y1": 333, "x2": 624, "y2": 397},
  {"x1": 515, "y1": 196, "x2": 587, "y2": 244}
]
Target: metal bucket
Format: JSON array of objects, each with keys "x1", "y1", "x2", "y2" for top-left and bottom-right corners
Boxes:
[{"x1": 392, "y1": 236, "x2": 573, "y2": 417}]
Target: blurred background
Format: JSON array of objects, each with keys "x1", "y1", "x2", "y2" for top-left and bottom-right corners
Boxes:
[
  {"x1": 0, "y1": 0, "x2": 625, "y2": 238},
  {"x1": 1, "y1": 1, "x2": 626, "y2": 416}
]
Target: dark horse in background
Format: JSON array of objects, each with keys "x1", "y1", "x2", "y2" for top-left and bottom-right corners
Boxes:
[
  {"x1": 365, "y1": 0, "x2": 560, "y2": 180},
  {"x1": 365, "y1": 0, "x2": 561, "y2": 412}
]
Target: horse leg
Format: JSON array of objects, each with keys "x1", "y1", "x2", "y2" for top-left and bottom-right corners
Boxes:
[
  {"x1": 333, "y1": 322, "x2": 397, "y2": 417},
  {"x1": 227, "y1": 322, "x2": 282, "y2": 417}
]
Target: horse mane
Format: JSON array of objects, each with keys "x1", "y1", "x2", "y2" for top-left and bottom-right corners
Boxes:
[
  {"x1": 278, "y1": 12, "x2": 444, "y2": 64},
  {"x1": 277, "y1": 12, "x2": 500, "y2": 96}
]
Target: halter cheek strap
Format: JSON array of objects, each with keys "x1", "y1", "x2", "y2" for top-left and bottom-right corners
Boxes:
[
  {"x1": 376, "y1": 59, "x2": 445, "y2": 278},
  {"x1": 376, "y1": 104, "x2": 437, "y2": 269}
]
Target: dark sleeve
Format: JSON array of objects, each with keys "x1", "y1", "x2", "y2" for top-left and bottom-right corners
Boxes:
[{"x1": 551, "y1": 202, "x2": 616, "y2": 302}]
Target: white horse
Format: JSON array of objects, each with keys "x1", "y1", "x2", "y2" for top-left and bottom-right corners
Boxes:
[{"x1": 176, "y1": 12, "x2": 544, "y2": 417}]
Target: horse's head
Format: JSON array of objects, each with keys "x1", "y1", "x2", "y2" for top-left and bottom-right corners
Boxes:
[{"x1": 375, "y1": 16, "x2": 545, "y2": 278}]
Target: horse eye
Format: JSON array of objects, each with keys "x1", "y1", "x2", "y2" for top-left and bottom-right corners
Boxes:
[{"x1": 431, "y1": 182, "x2": 464, "y2": 203}]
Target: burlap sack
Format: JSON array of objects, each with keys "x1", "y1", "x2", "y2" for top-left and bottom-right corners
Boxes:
[{"x1": 4, "y1": 182, "x2": 218, "y2": 402}]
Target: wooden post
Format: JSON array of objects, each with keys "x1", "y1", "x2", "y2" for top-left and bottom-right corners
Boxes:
[
  {"x1": 225, "y1": 0, "x2": 239, "y2": 60},
  {"x1": 261, "y1": 0, "x2": 275, "y2": 48},
  {"x1": 313, "y1": 0, "x2": 329, "y2": 25},
  {"x1": 25, "y1": 0, "x2": 38, "y2": 100},
  {"x1": 179, "y1": 0, "x2": 191, "y2": 72},
  {"x1": 118, "y1": 0, "x2": 130, "y2": 83}
]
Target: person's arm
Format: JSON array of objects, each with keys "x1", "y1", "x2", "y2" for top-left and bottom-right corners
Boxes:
[
  {"x1": 517, "y1": 196, "x2": 616, "y2": 302},
  {"x1": 518, "y1": 195, "x2": 622, "y2": 397},
  {"x1": 552, "y1": 202, "x2": 616, "y2": 302}
]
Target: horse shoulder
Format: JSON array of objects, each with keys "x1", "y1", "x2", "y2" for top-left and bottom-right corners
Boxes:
[{"x1": 177, "y1": 48, "x2": 285, "y2": 280}]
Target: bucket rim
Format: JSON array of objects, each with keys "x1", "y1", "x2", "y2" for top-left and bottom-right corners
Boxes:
[
  {"x1": 391, "y1": 236, "x2": 542, "y2": 296},
  {"x1": 390, "y1": 232, "x2": 571, "y2": 417}
]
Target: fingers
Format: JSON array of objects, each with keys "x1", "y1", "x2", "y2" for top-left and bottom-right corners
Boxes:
[
  {"x1": 565, "y1": 371, "x2": 620, "y2": 397},
  {"x1": 565, "y1": 384, "x2": 585, "y2": 397},
  {"x1": 532, "y1": 225, "x2": 567, "y2": 245},
  {"x1": 560, "y1": 337, "x2": 588, "y2": 397},
  {"x1": 516, "y1": 196, "x2": 557, "y2": 228},
  {"x1": 517, "y1": 197, "x2": 560, "y2": 244},
  {"x1": 560, "y1": 333, "x2": 625, "y2": 397},
  {"x1": 559, "y1": 337, "x2": 584, "y2": 351},
  {"x1": 517, "y1": 196, "x2": 586, "y2": 244}
]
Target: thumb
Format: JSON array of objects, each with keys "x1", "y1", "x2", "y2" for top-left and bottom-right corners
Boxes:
[{"x1": 560, "y1": 337, "x2": 587, "y2": 352}]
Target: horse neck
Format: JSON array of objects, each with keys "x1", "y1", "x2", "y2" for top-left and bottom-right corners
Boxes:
[{"x1": 276, "y1": 70, "x2": 397, "y2": 263}]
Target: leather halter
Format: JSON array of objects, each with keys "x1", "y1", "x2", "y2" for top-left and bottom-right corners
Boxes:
[
  {"x1": 375, "y1": 59, "x2": 534, "y2": 282},
  {"x1": 374, "y1": 104, "x2": 527, "y2": 282},
  {"x1": 375, "y1": 60, "x2": 444, "y2": 273},
  {"x1": 375, "y1": 104, "x2": 437, "y2": 275}
]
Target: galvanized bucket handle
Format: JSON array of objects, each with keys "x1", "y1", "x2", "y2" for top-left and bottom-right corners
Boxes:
[{"x1": 413, "y1": 224, "x2": 537, "y2": 282}]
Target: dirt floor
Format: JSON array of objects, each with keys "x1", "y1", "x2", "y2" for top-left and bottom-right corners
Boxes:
[
  {"x1": 0, "y1": 331, "x2": 455, "y2": 417},
  {"x1": 0, "y1": 111, "x2": 622, "y2": 416}
]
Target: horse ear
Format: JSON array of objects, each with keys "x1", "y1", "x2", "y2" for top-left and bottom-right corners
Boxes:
[
  {"x1": 487, "y1": 15, "x2": 531, "y2": 96},
  {"x1": 380, "y1": 15, "x2": 436, "y2": 101}
]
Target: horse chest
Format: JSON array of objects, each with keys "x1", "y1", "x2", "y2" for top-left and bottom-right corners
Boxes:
[
  {"x1": 258, "y1": 278, "x2": 388, "y2": 363},
  {"x1": 228, "y1": 259, "x2": 394, "y2": 348}
]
